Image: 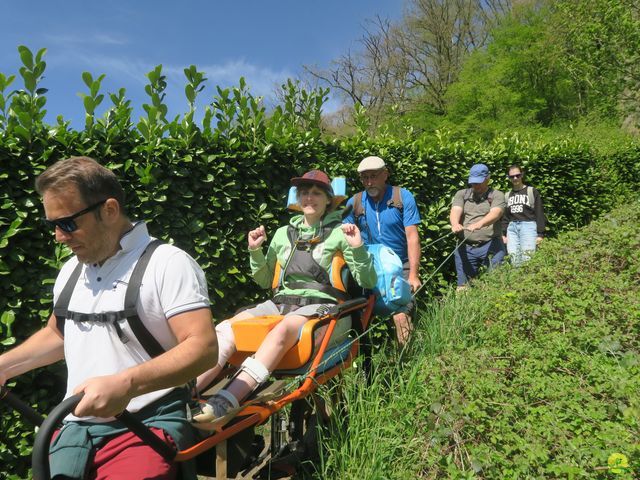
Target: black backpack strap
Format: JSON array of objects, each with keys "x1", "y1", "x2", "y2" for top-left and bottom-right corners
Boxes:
[
  {"x1": 123, "y1": 239, "x2": 166, "y2": 358},
  {"x1": 53, "y1": 262, "x2": 84, "y2": 336},
  {"x1": 272, "y1": 226, "x2": 299, "y2": 294},
  {"x1": 321, "y1": 218, "x2": 341, "y2": 237},
  {"x1": 272, "y1": 294, "x2": 339, "y2": 306},
  {"x1": 286, "y1": 218, "x2": 340, "y2": 247},
  {"x1": 387, "y1": 186, "x2": 403, "y2": 211}
]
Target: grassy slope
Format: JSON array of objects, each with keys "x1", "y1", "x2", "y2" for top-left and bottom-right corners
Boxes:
[{"x1": 317, "y1": 202, "x2": 640, "y2": 479}]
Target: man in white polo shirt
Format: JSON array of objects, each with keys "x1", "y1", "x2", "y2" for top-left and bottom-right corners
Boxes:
[{"x1": 0, "y1": 156, "x2": 217, "y2": 479}]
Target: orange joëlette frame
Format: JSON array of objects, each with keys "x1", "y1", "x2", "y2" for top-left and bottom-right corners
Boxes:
[{"x1": 174, "y1": 295, "x2": 374, "y2": 462}]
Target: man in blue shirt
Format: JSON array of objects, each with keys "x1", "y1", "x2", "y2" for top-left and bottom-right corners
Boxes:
[{"x1": 343, "y1": 156, "x2": 422, "y2": 345}]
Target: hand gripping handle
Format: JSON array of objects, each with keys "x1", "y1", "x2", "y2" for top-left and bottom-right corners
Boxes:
[{"x1": 32, "y1": 392, "x2": 176, "y2": 480}]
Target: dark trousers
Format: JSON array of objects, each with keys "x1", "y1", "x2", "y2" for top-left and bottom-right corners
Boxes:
[{"x1": 454, "y1": 237, "x2": 506, "y2": 286}]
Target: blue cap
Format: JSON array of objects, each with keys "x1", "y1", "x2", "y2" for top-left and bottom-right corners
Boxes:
[{"x1": 468, "y1": 163, "x2": 490, "y2": 184}]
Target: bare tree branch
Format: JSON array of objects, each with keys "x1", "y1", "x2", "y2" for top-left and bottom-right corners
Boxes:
[{"x1": 305, "y1": 0, "x2": 513, "y2": 130}]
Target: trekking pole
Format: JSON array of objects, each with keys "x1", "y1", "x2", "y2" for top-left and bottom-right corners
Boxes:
[
  {"x1": 412, "y1": 235, "x2": 468, "y2": 299},
  {"x1": 421, "y1": 230, "x2": 454, "y2": 249}
]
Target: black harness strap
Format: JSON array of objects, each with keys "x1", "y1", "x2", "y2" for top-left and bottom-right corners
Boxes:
[
  {"x1": 54, "y1": 262, "x2": 83, "y2": 336},
  {"x1": 271, "y1": 294, "x2": 337, "y2": 306},
  {"x1": 123, "y1": 239, "x2": 165, "y2": 358},
  {"x1": 277, "y1": 220, "x2": 349, "y2": 302},
  {"x1": 52, "y1": 239, "x2": 166, "y2": 359},
  {"x1": 65, "y1": 311, "x2": 129, "y2": 323},
  {"x1": 280, "y1": 221, "x2": 336, "y2": 286}
]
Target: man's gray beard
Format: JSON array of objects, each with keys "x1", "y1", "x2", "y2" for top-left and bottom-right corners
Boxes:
[{"x1": 366, "y1": 187, "x2": 380, "y2": 198}]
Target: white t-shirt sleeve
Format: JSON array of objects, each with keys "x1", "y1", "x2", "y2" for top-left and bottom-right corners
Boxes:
[{"x1": 152, "y1": 246, "x2": 210, "y2": 319}]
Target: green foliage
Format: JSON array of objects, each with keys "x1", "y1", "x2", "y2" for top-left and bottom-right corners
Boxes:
[
  {"x1": 445, "y1": 5, "x2": 565, "y2": 136},
  {"x1": 553, "y1": 0, "x2": 640, "y2": 120},
  {"x1": 318, "y1": 201, "x2": 640, "y2": 479},
  {"x1": 381, "y1": 0, "x2": 640, "y2": 143},
  {"x1": 0, "y1": 45, "x2": 639, "y2": 477}
]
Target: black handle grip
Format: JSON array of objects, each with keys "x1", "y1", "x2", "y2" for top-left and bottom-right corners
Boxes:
[
  {"x1": 31, "y1": 393, "x2": 177, "y2": 480},
  {"x1": 327, "y1": 297, "x2": 368, "y2": 317},
  {"x1": 0, "y1": 385, "x2": 44, "y2": 427},
  {"x1": 32, "y1": 393, "x2": 83, "y2": 480}
]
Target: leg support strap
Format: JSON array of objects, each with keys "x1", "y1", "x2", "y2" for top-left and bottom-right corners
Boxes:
[{"x1": 240, "y1": 357, "x2": 270, "y2": 385}]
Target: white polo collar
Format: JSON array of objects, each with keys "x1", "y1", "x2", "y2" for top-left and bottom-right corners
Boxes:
[
  {"x1": 119, "y1": 221, "x2": 150, "y2": 253},
  {"x1": 88, "y1": 221, "x2": 150, "y2": 270}
]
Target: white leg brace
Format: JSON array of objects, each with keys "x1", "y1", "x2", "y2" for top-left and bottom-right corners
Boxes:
[
  {"x1": 215, "y1": 320, "x2": 236, "y2": 368},
  {"x1": 240, "y1": 357, "x2": 270, "y2": 385}
]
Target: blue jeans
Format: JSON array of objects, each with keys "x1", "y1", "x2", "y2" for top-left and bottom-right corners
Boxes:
[
  {"x1": 454, "y1": 237, "x2": 506, "y2": 286},
  {"x1": 506, "y1": 221, "x2": 537, "y2": 266}
]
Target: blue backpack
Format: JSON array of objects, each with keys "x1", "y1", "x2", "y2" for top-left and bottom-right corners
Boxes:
[{"x1": 366, "y1": 244, "x2": 412, "y2": 315}]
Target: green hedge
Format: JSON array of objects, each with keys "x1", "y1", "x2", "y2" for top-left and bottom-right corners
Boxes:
[{"x1": 0, "y1": 46, "x2": 638, "y2": 477}]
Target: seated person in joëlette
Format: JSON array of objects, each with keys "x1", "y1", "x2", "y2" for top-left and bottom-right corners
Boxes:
[{"x1": 192, "y1": 169, "x2": 377, "y2": 424}]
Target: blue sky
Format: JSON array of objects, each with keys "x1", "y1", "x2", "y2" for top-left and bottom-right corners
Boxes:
[{"x1": 2, "y1": 1, "x2": 404, "y2": 128}]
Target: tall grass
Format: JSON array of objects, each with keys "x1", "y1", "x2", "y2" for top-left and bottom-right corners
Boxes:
[
  {"x1": 311, "y1": 290, "x2": 497, "y2": 479},
  {"x1": 313, "y1": 201, "x2": 640, "y2": 479}
]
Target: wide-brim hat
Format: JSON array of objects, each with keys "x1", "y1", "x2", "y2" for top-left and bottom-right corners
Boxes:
[{"x1": 288, "y1": 169, "x2": 347, "y2": 212}]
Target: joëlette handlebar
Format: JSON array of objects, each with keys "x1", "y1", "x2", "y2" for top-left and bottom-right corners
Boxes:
[
  {"x1": 30, "y1": 392, "x2": 177, "y2": 480},
  {"x1": 0, "y1": 385, "x2": 45, "y2": 427},
  {"x1": 326, "y1": 297, "x2": 368, "y2": 318}
]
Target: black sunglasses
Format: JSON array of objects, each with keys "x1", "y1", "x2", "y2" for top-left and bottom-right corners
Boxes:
[
  {"x1": 43, "y1": 199, "x2": 107, "y2": 233},
  {"x1": 508, "y1": 173, "x2": 522, "y2": 179}
]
